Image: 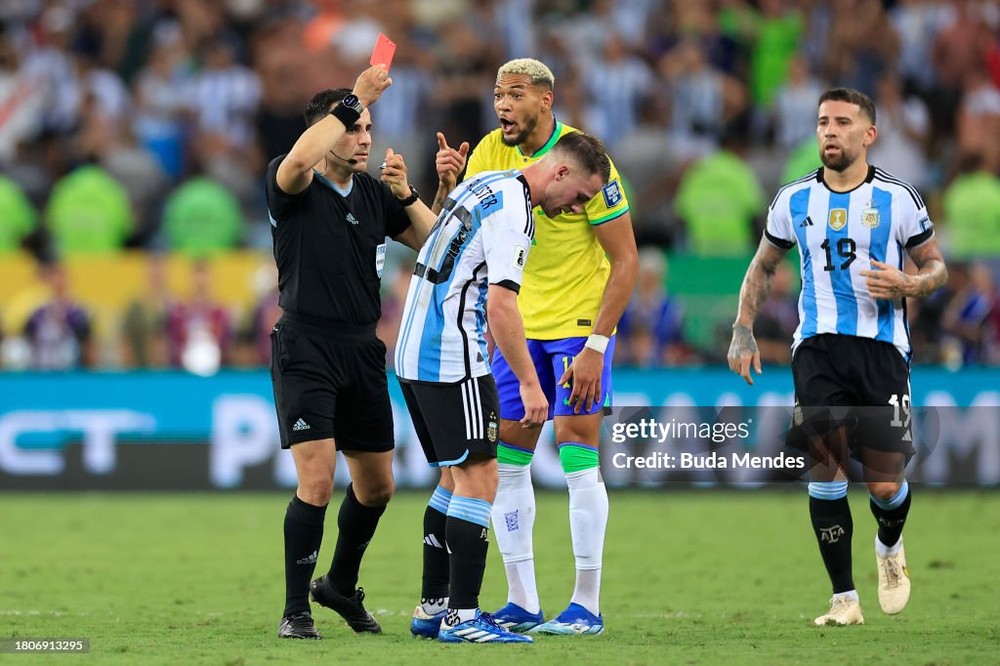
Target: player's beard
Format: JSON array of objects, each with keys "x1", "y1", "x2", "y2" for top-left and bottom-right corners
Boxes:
[
  {"x1": 820, "y1": 146, "x2": 856, "y2": 172},
  {"x1": 501, "y1": 114, "x2": 539, "y2": 147}
]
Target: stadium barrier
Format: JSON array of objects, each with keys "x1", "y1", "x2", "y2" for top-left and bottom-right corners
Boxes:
[{"x1": 0, "y1": 368, "x2": 996, "y2": 490}]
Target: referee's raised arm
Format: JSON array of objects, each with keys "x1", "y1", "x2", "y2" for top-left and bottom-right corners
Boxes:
[{"x1": 276, "y1": 65, "x2": 391, "y2": 195}]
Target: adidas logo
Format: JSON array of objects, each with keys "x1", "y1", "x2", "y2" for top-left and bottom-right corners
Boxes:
[
  {"x1": 292, "y1": 418, "x2": 311, "y2": 431},
  {"x1": 800, "y1": 216, "x2": 814, "y2": 227},
  {"x1": 424, "y1": 534, "x2": 443, "y2": 548},
  {"x1": 346, "y1": 212, "x2": 359, "y2": 225},
  {"x1": 296, "y1": 550, "x2": 318, "y2": 565}
]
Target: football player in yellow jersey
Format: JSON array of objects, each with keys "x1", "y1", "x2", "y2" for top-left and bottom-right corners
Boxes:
[{"x1": 430, "y1": 58, "x2": 638, "y2": 636}]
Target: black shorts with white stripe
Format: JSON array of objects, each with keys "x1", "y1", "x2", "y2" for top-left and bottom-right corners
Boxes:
[{"x1": 399, "y1": 375, "x2": 500, "y2": 467}]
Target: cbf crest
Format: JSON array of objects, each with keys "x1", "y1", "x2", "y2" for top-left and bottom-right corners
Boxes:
[
  {"x1": 861, "y1": 205, "x2": 880, "y2": 229},
  {"x1": 828, "y1": 208, "x2": 847, "y2": 231},
  {"x1": 487, "y1": 411, "x2": 498, "y2": 443}
]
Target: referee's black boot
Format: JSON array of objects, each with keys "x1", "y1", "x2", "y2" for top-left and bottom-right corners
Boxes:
[
  {"x1": 310, "y1": 575, "x2": 382, "y2": 634},
  {"x1": 278, "y1": 611, "x2": 322, "y2": 639}
]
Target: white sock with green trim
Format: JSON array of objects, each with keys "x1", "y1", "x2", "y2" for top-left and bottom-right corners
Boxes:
[
  {"x1": 492, "y1": 453, "x2": 539, "y2": 614},
  {"x1": 566, "y1": 464, "x2": 607, "y2": 616}
]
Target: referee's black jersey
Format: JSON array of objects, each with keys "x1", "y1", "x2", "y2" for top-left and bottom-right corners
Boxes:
[{"x1": 265, "y1": 155, "x2": 412, "y2": 326}]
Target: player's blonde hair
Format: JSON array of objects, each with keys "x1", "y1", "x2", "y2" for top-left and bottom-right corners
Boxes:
[{"x1": 497, "y1": 58, "x2": 555, "y2": 89}]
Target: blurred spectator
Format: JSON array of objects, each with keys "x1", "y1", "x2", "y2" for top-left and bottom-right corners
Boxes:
[
  {"x1": 954, "y1": 64, "x2": 1000, "y2": 175},
  {"x1": 21, "y1": 5, "x2": 83, "y2": 135},
  {"x1": 754, "y1": 260, "x2": 798, "y2": 364},
  {"x1": 132, "y1": 26, "x2": 192, "y2": 182},
  {"x1": 616, "y1": 247, "x2": 688, "y2": 368},
  {"x1": 161, "y1": 175, "x2": 245, "y2": 256},
  {"x1": 302, "y1": 0, "x2": 346, "y2": 53},
  {"x1": 823, "y1": 0, "x2": 900, "y2": 97},
  {"x1": 121, "y1": 253, "x2": 171, "y2": 368},
  {"x1": 165, "y1": 259, "x2": 233, "y2": 375},
  {"x1": 23, "y1": 260, "x2": 93, "y2": 370},
  {"x1": 773, "y1": 54, "x2": 826, "y2": 149},
  {"x1": 0, "y1": 174, "x2": 37, "y2": 253},
  {"x1": 72, "y1": 85, "x2": 167, "y2": 247},
  {"x1": 0, "y1": 24, "x2": 44, "y2": 164},
  {"x1": 45, "y1": 163, "x2": 133, "y2": 254},
  {"x1": 674, "y1": 127, "x2": 765, "y2": 257},
  {"x1": 186, "y1": 36, "x2": 262, "y2": 204},
  {"x1": 869, "y1": 71, "x2": 932, "y2": 193},
  {"x1": 941, "y1": 154, "x2": 1000, "y2": 260},
  {"x1": 931, "y1": 0, "x2": 993, "y2": 133},
  {"x1": 329, "y1": 3, "x2": 387, "y2": 66},
  {"x1": 434, "y1": 17, "x2": 494, "y2": 149},
  {"x1": 890, "y1": 0, "x2": 955, "y2": 96},
  {"x1": 746, "y1": 0, "x2": 806, "y2": 130},
  {"x1": 0, "y1": 0, "x2": 993, "y2": 371},
  {"x1": 659, "y1": 38, "x2": 747, "y2": 160},
  {"x1": 582, "y1": 33, "x2": 655, "y2": 146},
  {"x1": 941, "y1": 261, "x2": 997, "y2": 366}
]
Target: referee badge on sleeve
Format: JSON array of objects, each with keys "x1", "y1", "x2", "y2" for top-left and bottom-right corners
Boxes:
[{"x1": 375, "y1": 243, "x2": 387, "y2": 278}]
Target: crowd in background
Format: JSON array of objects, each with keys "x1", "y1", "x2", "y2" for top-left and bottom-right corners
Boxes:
[{"x1": 0, "y1": 0, "x2": 999, "y2": 371}]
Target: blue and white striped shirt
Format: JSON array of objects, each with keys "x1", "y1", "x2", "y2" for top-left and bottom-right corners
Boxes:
[
  {"x1": 765, "y1": 165, "x2": 934, "y2": 360},
  {"x1": 395, "y1": 169, "x2": 534, "y2": 383}
]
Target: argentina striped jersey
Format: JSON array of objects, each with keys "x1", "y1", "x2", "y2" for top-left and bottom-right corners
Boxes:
[
  {"x1": 764, "y1": 165, "x2": 935, "y2": 360},
  {"x1": 395, "y1": 170, "x2": 534, "y2": 382}
]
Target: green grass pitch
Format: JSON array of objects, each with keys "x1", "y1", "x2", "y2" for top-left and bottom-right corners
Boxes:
[{"x1": 2, "y1": 490, "x2": 998, "y2": 665}]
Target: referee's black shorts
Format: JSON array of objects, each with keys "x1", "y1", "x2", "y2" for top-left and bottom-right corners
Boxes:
[
  {"x1": 789, "y1": 334, "x2": 914, "y2": 462},
  {"x1": 400, "y1": 375, "x2": 500, "y2": 467},
  {"x1": 270, "y1": 314, "x2": 393, "y2": 451}
]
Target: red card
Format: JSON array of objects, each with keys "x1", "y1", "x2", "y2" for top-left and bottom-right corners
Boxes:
[{"x1": 370, "y1": 33, "x2": 397, "y2": 72}]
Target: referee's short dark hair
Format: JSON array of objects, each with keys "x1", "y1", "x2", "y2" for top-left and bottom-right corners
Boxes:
[
  {"x1": 304, "y1": 88, "x2": 352, "y2": 127},
  {"x1": 553, "y1": 132, "x2": 612, "y2": 184},
  {"x1": 819, "y1": 87, "x2": 877, "y2": 125}
]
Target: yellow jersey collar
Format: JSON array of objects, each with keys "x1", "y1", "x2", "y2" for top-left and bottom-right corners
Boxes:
[{"x1": 517, "y1": 119, "x2": 563, "y2": 159}]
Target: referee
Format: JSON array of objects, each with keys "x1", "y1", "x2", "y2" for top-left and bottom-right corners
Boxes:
[{"x1": 265, "y1": 64, "x2": 435, "y2": 639}]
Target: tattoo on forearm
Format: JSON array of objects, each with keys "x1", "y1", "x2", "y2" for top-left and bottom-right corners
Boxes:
[
  {"x1": 736, "y1": 258, "x2": 775, "y2": 324},
  {"x1": 913, "y1": 259, "x2": 947, "y2": 296}
]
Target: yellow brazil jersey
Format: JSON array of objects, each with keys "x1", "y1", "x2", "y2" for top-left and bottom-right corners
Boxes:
[{"x1": 464, "y1": 121, "x2": 629, "y2": 339}]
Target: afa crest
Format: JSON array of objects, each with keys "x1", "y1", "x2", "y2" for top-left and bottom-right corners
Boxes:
[
  {"x1": 487, "y1": 412, "x2": 498, "y2": 443},
  {"x1": 862, "y1": 206, "x2": 880, "y2": 229},
  {"x1": 828, "y1": 208, "x2": 847, "y2": 231}
]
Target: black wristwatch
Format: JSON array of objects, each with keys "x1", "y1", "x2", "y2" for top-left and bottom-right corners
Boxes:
[
  {"x1": 330, "y1": 94, "x2": 363, "y2": 127},
  {"x1": 340, "y1": 94, "x2": 362, "y2": 113},
  {"x1": 397, "y1": 184, "x2": 420, "y2": 207}
]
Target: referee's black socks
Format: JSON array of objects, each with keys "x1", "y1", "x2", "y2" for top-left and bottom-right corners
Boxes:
[
  {"x1": 809, "y1": 490, "x2": 855, "y2": 594},
  {"x1": 283, "y1": 495, "x2": 327, "y2": 617},
  {"x1": 328, "y1": 484, "x2": 387, "y2": 596}
]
